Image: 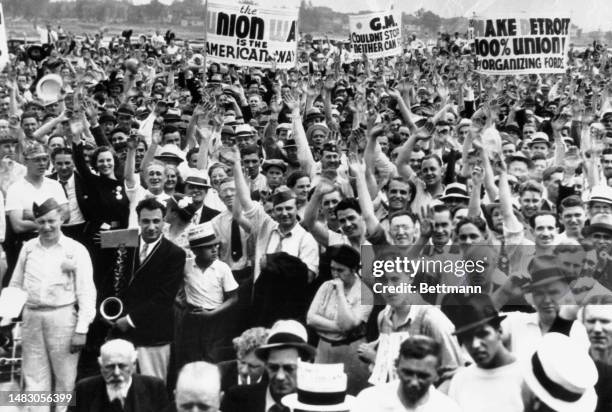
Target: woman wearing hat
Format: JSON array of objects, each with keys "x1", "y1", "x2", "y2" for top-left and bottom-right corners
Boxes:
[{"x1": 306, "y1": 245, "x2": 373, "y2": 395}]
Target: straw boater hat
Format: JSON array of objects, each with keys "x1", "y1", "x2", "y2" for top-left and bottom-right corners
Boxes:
[
  {"x1": 282, "y1": 361, "x2": 355, "y2": 411},
  {"x1": 523, "y1": 333, "x2": 597, "y2": 412},
  {"x1": 187, "y1": 222, "x2": 219, "y2": 248}
]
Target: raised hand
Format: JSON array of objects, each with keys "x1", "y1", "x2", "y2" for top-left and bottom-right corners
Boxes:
[{"x1": 282, "y1": 90, "x2": 300, "y2": 112}]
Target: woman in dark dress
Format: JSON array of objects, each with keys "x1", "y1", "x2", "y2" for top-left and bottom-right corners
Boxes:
[{"x1": 72, "y1": 132, "x2": 130, "y2": 379}]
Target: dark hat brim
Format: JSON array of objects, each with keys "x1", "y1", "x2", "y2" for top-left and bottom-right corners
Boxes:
[
  {"x1": 254, "y1": 342, "x2": 316, "y2": 360},
  {"x1": 453, "y1": 314, "x2": 507, "y2": 336},
  {"x1": 582, "y1": 223, "x2": 612, "y2": 237}
]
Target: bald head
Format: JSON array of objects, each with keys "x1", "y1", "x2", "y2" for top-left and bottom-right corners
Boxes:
[{"x1": 175, "y1": 362, "x2": 221, "y2": 412}]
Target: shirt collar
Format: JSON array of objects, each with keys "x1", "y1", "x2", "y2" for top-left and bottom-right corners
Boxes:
[
  {"x1": 140, "y1": 235, "x2": 163, "y2": 251},
  {"x1": 265, "y1": 386, "x2": 278, "y2": 412},
  {"x1": 37, "y1": 233, "x2": 68, "y2": 248},
  {"x1": 383, "y1": 305, "x2": 415, "y2": 330}
]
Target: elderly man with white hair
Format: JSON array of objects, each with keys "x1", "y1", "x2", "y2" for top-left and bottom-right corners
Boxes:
[
  {"x1": 171, "y1": 362, "x2": 222, "y2": 412},
  {"x1": 72, "y1": 339, "x2": 169, "y2": 412}
]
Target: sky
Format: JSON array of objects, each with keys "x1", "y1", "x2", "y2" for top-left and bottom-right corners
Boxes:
[{"x1": 50, "y1": 0, "x2": 612, "y2": 31}]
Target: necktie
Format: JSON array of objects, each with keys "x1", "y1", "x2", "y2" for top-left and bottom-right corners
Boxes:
[
  {"x1": 230, "y1": 219, "x2": 243, "y2": 261},
  {"x1": 139, "y1": 242, "x2": 149, "y2": 265},
  {"x1": 268, "y1": 405, "x2": 289, "y2": 412},
  {"x1": 498, "y1": 238, "x2": 509, "y2": 275},
  {"x1": 60, "y1": 180, "x2": 68, "y2": 197},
  {"x1": 274, "y1": 231, "x2": 291, "y2": 253}
]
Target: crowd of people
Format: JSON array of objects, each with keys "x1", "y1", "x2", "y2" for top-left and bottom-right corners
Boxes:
[{"x1": 1, "y1": 19, "x2": 612, "y2": 412}]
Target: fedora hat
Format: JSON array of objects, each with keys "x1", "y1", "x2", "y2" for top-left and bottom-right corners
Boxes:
[
  {"x1": 36, "y1": 74, "x2": 63, "y2": 105},
  {"x1": 188, "y1": 222, "x2": 219, "y2": 248},
  {"x1": 255, "y1": 319, "x2": 316, "y2": 360},
  {"x1": 523, "y1": 333, "x2": 597, "y2": 412},
  {"x1": 447, "y1": 294, "x2": 506, "y2": 336},
  {"x1": 583, "y1": 213, "x2": 612, "y2": 237},
  {"x1": 282, "y1": 361, "x2": 355, "y2": 412}
]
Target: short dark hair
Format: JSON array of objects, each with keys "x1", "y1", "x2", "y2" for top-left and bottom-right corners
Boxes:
[
  {"x1": 240, "y1": 144, "x2": 260, "y2": 158},
  {"x1": 21, "y1": 111, "x2": 38, "y2": 123},
  {"x1": 398, "y1": 335, "x2": 441, "y2": 366},
  {"x1": 286, "y1": 171, "x2": 309, "y2": 188},
  {"x1": 136, "y1": 197, "x2": 166, "y2": 217},
  {"x1": 335, "y1": 198, "x2": 361, "y2": 215},
  {"x1": 560, "y1": 195, "x2": 584, "y2": 212},
  {"x1": 91, "y1": 146, "x2": 116, "y2": 172},
  {"x1": 162, "y1": 124, "x2": 179, "y2": 135},
  {"x1": 51, "y1": 147, "x2": 73, "y2": 161},
  {"x1": 455, "y1": 216, "x2": 487, "y2": 235},
  {"x1": 542, "y1": 166, "x2": 564, "y2": 182},
  {"x1": 519, "y1": 180, "x2": 543, "y2": 197}
]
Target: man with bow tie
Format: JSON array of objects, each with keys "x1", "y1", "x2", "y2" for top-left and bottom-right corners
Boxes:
[{"x1": 72, "y1": 339, "x2": 169, "y2": 412}]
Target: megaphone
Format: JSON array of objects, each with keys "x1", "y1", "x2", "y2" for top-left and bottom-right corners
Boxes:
[
  {"x1": 36, "y1": 74, "x2": 63, "y2": 105},
  {"x1": 100, "y1": 297, "x2": 124, "y2": 321}
]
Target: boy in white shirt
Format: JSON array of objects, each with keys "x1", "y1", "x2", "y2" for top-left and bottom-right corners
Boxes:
[{"x1": 175, "y1": 222, "x2": 238, "y2": 368}]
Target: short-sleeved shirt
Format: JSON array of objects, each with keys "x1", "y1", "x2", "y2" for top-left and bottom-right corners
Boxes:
[
  {"x1": 5, "y1": 177, "x2": 68, "y2": 213},
  {"x1": 354, "y1": 383, "x2": 461, "y2": 412},
  {"x1": 309, "y1": 276, "x2": 372, "y2": 341},
  {"x1": 184, "y1": 258, "x2": 238, "y2": 310}
]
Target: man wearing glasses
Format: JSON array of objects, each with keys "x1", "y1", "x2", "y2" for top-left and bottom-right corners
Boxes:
[
  {"x1": 73, "y1": 339, "x2": 169, "y2": 412},
  {"x1": 4, "y1": 143, "x2": 68, "y2": 285},
  {"x1": 221, "y1": 320, "x2": 316, "y2": 412}
]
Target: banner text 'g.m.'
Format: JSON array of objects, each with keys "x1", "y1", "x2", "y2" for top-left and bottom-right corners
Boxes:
[
  {"x1": 206, "y1": 0, "x2": 298, "y2": 69},
  {"x1": 470, "y1": 16, "x2": 570, "y2": 74},
  {"x1": 349, "y1": 10, "x2": 402, "y2": 59}
]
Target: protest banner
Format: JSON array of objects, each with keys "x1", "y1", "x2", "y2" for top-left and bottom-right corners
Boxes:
[
  {"x1": 349, "y1": 8, "x2": 402, "y2": 59},
  {"x1": 469, "y1": 2, "x2": 570, "y2": 75},
  {"x1": 205, "y1": 0, "x2": 299, "y2": 69},
  {"x1": 0, "y1": 4, "x2": 8, "y2": 71}
]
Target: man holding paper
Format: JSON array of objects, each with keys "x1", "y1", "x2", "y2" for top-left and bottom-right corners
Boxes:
[{"x1": 8, "y1": 197, "x2": 96, "y2": 412}]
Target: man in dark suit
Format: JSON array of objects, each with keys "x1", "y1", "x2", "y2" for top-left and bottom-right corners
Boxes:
[
  {"x1": 221, "y1": 320, "x2": 316, "y2": 412},
  {"x1": 72, "y1": 339, "x2": 169, "y2": 412},
  {"x1": 105, "y1": 198, "x2": 186, "y2": 383},
  {"x1": 48, "y1": 147, "x2": 93, "y2": 246},
  {"x1": 183, "y1": 174, "x2": 220, "y2": 224}
]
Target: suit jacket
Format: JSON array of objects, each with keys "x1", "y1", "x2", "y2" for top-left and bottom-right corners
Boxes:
[
  {"x1": 220, "y1": 381, "x2": 267, "y2": 412},
  {"x1": 218, "y1": 360, "x2": 239, "y2": 393},
  {"x1": 48, "y1": 171, "x2": 94, "y2": 224},
  {"x1": 199, "y1": 205, "x2": 221, "y2": 224},
  {"x1": 115, "y1": 237, "x2": 186, "y2": 346},
  {"x1": 218, "y1": 360, "x2": 269, "y2": 392},
  {"x1": 596, "y1": 360, "x2": 612, "y2": 412},
  {"x1": 72, "y1": 374, "x2": 169, "y2": 412}
]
